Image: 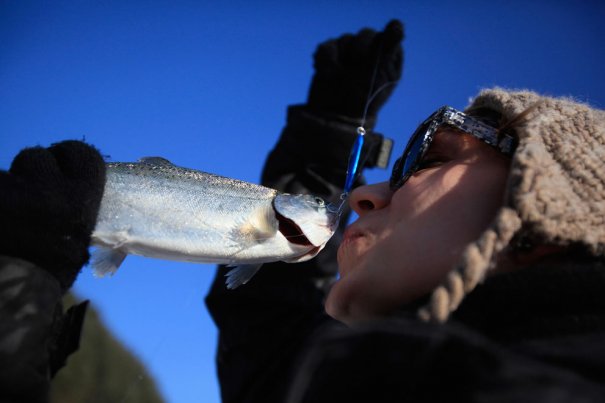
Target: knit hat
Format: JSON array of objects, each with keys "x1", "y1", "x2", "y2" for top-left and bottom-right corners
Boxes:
[{"x1": 419, "y1": 88, "x2": 605, "y2": 322}]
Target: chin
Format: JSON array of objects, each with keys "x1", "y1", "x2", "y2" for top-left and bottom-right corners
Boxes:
[
  {"x1": 324, "y1": 278, "x2": 350, "y2": 322},
  {"x1": 324, "y1": 276, "x2": 377, "y2": 325}
]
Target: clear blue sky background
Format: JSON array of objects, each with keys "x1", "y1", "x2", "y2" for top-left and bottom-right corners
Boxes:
[{"x1": 2, "y1": 1, "x2": 604, "y2": 402}]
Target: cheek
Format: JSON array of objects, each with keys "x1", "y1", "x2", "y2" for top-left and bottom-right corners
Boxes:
[
  {"x1": 397, "y1": 161, "x2": 508, "y2": 236},
  {"x1": 437, "y1": 161, "x2": 509, "y2": 233}
]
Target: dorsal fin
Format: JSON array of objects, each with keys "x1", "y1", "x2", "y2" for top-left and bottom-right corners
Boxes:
[{"x1": 138, "y1": 156, "x2": 174, "y2": 166}]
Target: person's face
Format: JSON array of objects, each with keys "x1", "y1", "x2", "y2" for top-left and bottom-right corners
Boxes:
[{"x1": 325, "y1": 129, "x2": 511, "y2": 324}]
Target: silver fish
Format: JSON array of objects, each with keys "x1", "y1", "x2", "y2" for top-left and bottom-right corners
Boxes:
[{"x1": 91, "y1": 157, "x2": 338, "y2": 288}]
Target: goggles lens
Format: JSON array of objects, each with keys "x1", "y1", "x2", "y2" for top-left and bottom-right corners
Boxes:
[{"x1": 389, "y1": 123, "x2": 428, "y2": 190}]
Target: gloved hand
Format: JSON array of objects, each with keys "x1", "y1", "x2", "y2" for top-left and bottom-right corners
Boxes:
[
  {"x1": 0, "y1": 140, "x2": 106, "y2": 292},
  {"x1": 306, "y1": 19, "x2": 404, "y2": 121}
]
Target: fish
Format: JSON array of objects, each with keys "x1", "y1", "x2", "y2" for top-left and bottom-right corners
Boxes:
[{"x1": 90, "y1": 157, "x2": 339, "y2": 289}]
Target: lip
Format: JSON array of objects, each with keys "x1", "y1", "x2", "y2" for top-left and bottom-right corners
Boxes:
[
  {"x1": 341, "y1": 226, "x2": 364, "y2": 246},
  {"x1": 337, "y1": 226, "x2": 368, "y2": 272}
]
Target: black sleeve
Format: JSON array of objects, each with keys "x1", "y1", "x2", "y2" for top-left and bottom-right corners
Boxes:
[
  {"x1": 205, "y1": 105, "x2": 392, "y2": 403},
  {"x1": 287, "y1": 318, "x2": 605, "y2": 403},
  {"x1": 0, "y1": 256, "x2": 87, "y2": 403}
]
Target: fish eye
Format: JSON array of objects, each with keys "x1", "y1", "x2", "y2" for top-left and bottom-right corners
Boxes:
[{"x1": 314, "y1": 197, "x2": 325, "y2": 206}]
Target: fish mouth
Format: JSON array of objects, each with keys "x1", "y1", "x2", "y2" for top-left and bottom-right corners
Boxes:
[
  {"x1": 274, "y1": 209, "x2": 314, "y2": 247},
  {"x1": 272, "y1": 193, "x2": 337, "y2": 247}
]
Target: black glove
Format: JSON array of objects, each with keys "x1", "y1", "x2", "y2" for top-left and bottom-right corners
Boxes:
[
  {"x1": 307, "y1": 19, "x2": 404, "y2": 121},
  {"x1": 0, "y1": 140, "x2": 106, "y2": 292}
]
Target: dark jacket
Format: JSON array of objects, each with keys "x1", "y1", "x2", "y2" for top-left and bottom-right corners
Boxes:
[
  {"x1": 0, "y1": 256, "x2": 87, "y2": 403},
  {"x1": 205, "y1": 106, "x2": 605, "y2": 403}
]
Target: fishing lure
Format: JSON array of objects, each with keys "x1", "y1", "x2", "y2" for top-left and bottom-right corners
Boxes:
[
  {"x1": 343, "y1": 126, "x2": 366, "y2": 195},
  {"x1": 329, "y1": 125, "x2": 366, "y2": 216}
]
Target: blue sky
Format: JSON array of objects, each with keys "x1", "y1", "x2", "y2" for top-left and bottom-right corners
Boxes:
[{"x1": 2, "y1": 1, "x2": 604, "y2": 402}]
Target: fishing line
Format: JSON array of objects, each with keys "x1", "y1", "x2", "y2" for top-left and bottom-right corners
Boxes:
[{"x1": 332, "y1": 39, "x2": 397, "y2": 217}]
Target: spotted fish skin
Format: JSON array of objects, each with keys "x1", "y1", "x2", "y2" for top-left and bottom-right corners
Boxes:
[{"x1": 91, "y1": 157, "x2": 338, "y2": 287}]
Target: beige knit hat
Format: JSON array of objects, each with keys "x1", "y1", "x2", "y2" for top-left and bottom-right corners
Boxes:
[{"x1": 419, "y1": 88, "x2": 605, "y2": 322}]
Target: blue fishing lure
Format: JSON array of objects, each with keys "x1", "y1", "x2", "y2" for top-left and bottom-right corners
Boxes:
[{"x1": 343, "y1": 126, "x2": 366, "y2": 195}]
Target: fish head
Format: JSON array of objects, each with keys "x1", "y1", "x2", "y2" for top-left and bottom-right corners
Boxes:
[{"x1": 273, "y1": 193, "x2": 339, "y2": 249}]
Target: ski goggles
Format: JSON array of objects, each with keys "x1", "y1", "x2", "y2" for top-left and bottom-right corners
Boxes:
[{"x1": 389, "y1": 106, "x2": 516, "y2": 191}]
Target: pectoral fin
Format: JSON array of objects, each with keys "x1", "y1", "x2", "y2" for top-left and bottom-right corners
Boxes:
[
  {"x1": 229, "y1": 204, "x2": 277, "y2": 245},
  {"x1": 90, "y1": 247, "x2": 127, "y2": 277},
  {"x1": 224, "y1": 264, "x2": 262, "y2": 289}
]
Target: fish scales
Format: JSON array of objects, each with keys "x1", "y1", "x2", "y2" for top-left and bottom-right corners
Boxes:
[
  {"x1": 96, "y1": 163, "x2": 278, "y2": 259},
  {"x1": 91, "y1": 158, "x2": 338, "y2": 287}
]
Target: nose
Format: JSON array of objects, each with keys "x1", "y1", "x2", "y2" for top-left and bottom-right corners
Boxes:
[{"x1": 349, "y1": 182, "x2": 392, "y2": 216}]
